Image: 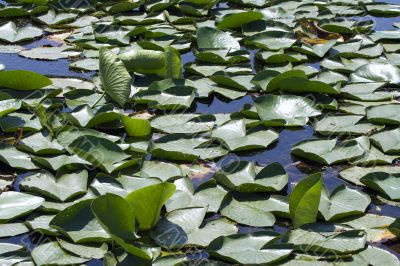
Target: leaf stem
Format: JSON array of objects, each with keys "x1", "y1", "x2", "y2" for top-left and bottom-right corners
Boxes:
[{"x1": 91, "y1": 91, "x2": 106, "y2": 108}]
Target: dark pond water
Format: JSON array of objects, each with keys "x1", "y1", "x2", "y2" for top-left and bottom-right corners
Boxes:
[{"x1": 0, "y1": 1, "x2": 400, "y2": 261}]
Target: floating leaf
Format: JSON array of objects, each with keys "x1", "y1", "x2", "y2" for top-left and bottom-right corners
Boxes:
[
  {"x1": 166, "y1": 178, "x2": 227, "y2": 213},
  {"x1": 32, "y1": 242, "x2": 88, "y2": 266},
  {"x1": 50, "y1": 199, "x2": 110, "y2": 243},
  {"x1": 214, "y1": 160, "x2": 288, "y2": 192},
  {"x1": 0, "y1": 22, "x2": 42, "y2": 43},
  {"x1": 319, "y1": 185, "x2": 370, "y2": 221},
  {"x1": 212, "y1": 120, "x2": 279, "y2": 151},
  {"x1": 196, "y1": 26, "x2": 240, "y2": 51},
  {"x1": 0, "y1": 192, "x2": 44, "y2": 223},
  {"x1": 288, "y1": 224, "x2": 367, "y2": 254},
  {"x1": 150, "y1": 134, "x2": 228, "y2": 161},
  {"x1": 292, "y1": 138, "x2": 365, "y2": 165},
  {"x1": 151, "y1": 206, "x2": 237, "y2": 248},
  {"x1": 253, "y1": 95, "x2": 321, "y2": 126},
  {"x1": 207, "y1": 232, "x2": 292, "y2": 265},
  {"x1": 20, "y1": 170, "x2": 88, "y2": 202}
]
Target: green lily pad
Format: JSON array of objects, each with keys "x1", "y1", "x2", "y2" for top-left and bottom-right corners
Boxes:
[
  {"x1": 50, "y1": 199, "x2": 111, "y2": 243},
  {"x1": 214, "y1": 160, "x2": 288, "y2": 192},
  {"x1": 370, "y1": 128, "x2": 400, "y2": 154},
  {"x1": 315, "y1": 115, "x2": 384, "y2": 136},
  {"x1": 367, "y1": 103, "x2": 400, "y2": 125},
  {"x1": 196, "y1": 26, "x2": 240, "y2": 51},
  {"x1": 151, "y1": 206, "x2": 238, "y2": 248},
  {"x1": 220, "y1": 193, "x2": 276, "y2": 227},
  {"x1": 0, "y1": 70, "x2": 52, "y2": 90},
  {"x1": 288, "y1": 224, "x2": 367, "y2": 255},
  {"x1": 32, "y1": 242, "x2": 88, "y2": 266},
  {"x1": 207, "y1": 232, "x2": 292, "y2": 265},
  {"x1": 253, "y1": 95, "x2": 321, "y2": 126},
  {"x1": 319, "y1": 185, "x2": 370, "y2": 221},
  {"x1": 151, "y1": 114, "x2": 215, "y2": 134},
  {"x1": 166, "y1": 178, "x2": 227, "y2": 213},
  {"x1": 212, "y1": 120, "x2": 278, "y2": 151},
  {"x1": 20, "y1": 170, "x2": 88, "y2": 202},
  {"x1": 292, "y1": 138, "x2": 365, "y2": 165},
  {"x1": 0, "y1": 22, "x2": 43, "y2": 43},
  {"x1": 68, "y1": 135, "x2": 139, "y2": 174},
  {"x1": 360, "y1": 172, "x2": 400, "y2": 201},
  {"x1": 0, "y1": 144, "x2": 39, "y2": 170},
  {"x1": 150, "y1": 134, "x2": 228, "y2": 161},
  {"x1": 0, "y1": 191, "x2": 44, "y2": 223},
  {"x1": 125, "y1": 182, "x2": 176, "y2": 230}
]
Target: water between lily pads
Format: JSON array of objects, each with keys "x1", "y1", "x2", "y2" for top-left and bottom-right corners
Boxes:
[{"x1": 0, "y1": 8, "x2": 400, "y2": 261}]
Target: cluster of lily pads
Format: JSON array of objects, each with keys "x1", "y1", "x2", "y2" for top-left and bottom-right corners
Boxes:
[{"x1": 0, "y1": 0, "x2": 400, "y2": 265}]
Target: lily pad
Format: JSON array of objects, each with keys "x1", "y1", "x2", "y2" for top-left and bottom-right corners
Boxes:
[
  {"x1": 253, "y1": 95, "x2": 321, "y2": 126},
  {"x1": 150, "y1": 134, "x2": 228, "y2": 161},
  {"x1": 0, "y1": 191, "x2": 44, "y2": 223},
  {"x1": 207, "y1": 232, "x2": 292, "y2": 265},
  {"x1": 151, "y1": 206, "x2": 238, "y2": 248},
  {"x1": 214, "y1": 160, "x2": 288, "y2": 192},
  {"x1": 0, "y1": 22, "x2": 42, "y2": 43},
  {"x1": 292, "y1": 138, "x2": 365, "y2": 165},
  {"x1": 212, "y1": 120, "x2": 279, "y2": 152},
  {"x1": 20, "y1": 170, "x2": 88, "y2": 202},
  {"x1": 319, "y1": 185, "x2": 371, "y2": 221}
]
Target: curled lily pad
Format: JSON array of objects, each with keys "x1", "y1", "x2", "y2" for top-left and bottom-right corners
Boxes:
[
  {"x1": 166, "y1": 178, "x2": 227, "y2": 213},
  {"x1": 125, "y1": 182, "x2": 176, "y2": 230},
  {"x1": 214, "y1": 160, "x2": 288, "y2": 192},
  {"x1": 216, "y1": 10, "x2": 264, "y2": 29},
  {"x1": 50, "y1": 199, "x2": 111, "y2": 243},
  {"x1": 0, "y1": 22, "x2": 43, "y2": 43},
  {"x1": 288, "y1": 224, "x2": 367, "y2": 255},
  {"x1": 151, "y1": 206, "x2": 238, "y2": 248},
  {"x1": 207, "y1": 232, "x2": 292, "y2": 265},
  {"x1": 119, "y1": 46, "x2": 182, "y2": 78},
  {"x1": 289, "y1": 173, "x2": 323, "y2": 228},
  {"x1": 350, "y1": 63, "x2": 400, "y2": 85},
  {"x1": 99, "y1": 48, "x2": 131, "y2": 107},
  {"x1": 367, "y1": 103, "x2": 400, "y2": 125},
  {"x1": 292, "y1": 138, "x2": 365, "y2": 165},
  {"x1": 370, "y1": 128, "x2": 400, "y2": 154},
  {"x1": 360, "y1": 172, "x2": 400, "y2": 201}
]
